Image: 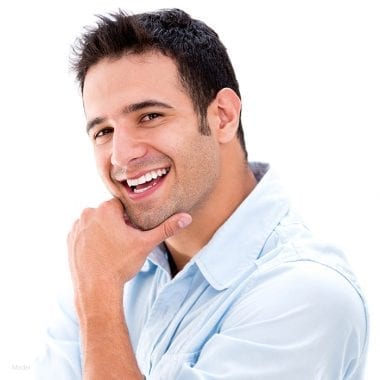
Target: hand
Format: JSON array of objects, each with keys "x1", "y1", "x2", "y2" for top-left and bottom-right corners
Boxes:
[{"x1": 67, "y1": 198, "x2": 192, "y2": 291}]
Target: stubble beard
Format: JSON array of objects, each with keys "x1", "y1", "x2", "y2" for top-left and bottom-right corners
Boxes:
[
  {"x1": 121, "y1": 169, "x2": 218, "y2": 232},
  {"x1": 113, "y1": 121, "x2": 218, "y2": 231},
  {"x1": 121, "y1": 198, "x2": 180, "y2": 231}
]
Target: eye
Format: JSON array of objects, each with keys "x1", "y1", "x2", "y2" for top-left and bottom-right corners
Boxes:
[
  {"x1": 93, "y1": 127, "x2": 114, "y2": 143},
  {"x1": 141, "y1": 113, "x2": 162, "y2": 122}
]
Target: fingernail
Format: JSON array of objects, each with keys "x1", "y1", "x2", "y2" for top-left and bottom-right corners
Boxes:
[{"x1": 178, "y1": 215, "x2": 192, "y2": 229}]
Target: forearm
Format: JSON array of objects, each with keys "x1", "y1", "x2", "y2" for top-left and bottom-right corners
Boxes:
[{"x1": 76, "y1": 285, "x2": 143, "y2": 380}]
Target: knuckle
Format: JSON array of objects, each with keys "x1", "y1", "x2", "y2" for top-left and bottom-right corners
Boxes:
[
  {"x1": 81, "y1": 207, "x2": 94, "y2": 219},
  {"x1": 98, "y1": 198, "x2": 122, "y2": 214},
  {"x1": 98, "y1": 200, "x2": 110, "y2": 209}
]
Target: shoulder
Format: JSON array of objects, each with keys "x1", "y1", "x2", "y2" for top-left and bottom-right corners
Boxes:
[
  {"x1": 251, "y1": 214, "x2": 367, "y2": 330},
  {"x1": 236, "y1": 260, "x2": 366, "y2": 321},
  {"x1": 225, "y1": 260, "x2": 368, "y2": 350},
  {"x1": 220, "y1": 261, "x2": 368, "y2": 376}
]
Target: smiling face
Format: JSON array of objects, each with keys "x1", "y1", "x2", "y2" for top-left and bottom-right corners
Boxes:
[{"x1": 83, "y1": 52, "x2": 221, "y2": 230}]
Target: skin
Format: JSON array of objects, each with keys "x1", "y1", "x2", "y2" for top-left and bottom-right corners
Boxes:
[
  {"x1": 68, "y1": 51, "x2": 256, "y2": 379},
  {"x1": 86, "y1": 52, "x2": 221, "y2": 231}
]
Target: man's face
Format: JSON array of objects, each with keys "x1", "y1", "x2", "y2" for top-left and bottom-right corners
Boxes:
[{"x1": 83, "y1": 52, "x2": 220, "y2": 230}]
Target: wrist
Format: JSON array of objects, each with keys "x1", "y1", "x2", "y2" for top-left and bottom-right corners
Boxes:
[{"x1": 74, "y1": 281, "x2": 124, "y2": 320}]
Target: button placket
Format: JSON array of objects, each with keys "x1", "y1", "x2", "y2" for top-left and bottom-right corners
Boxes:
[{"x1": 136, "y1": 268, "x2": 195, "y2": 374}]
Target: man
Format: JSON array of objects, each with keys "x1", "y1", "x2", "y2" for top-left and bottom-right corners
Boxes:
[{"x1": 34, "y1": 8, "x2": 368, "y2": 379}]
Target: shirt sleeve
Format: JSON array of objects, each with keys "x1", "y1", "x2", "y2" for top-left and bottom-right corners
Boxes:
[
  {"x1": 176, "y1": 261, "x2": 368, "y2": 380},
  {"x1": 32, "y1": 286, "x2": 82, "y2": 380}
]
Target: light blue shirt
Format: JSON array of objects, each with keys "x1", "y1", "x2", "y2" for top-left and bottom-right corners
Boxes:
[{"x1": 34, "y1": 163, "x2": 368, "y2": 379}]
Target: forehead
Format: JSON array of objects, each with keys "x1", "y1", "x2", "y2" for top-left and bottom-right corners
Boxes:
[{"x1": 82, "y1": 52, "x2": 188, "y2": 114}]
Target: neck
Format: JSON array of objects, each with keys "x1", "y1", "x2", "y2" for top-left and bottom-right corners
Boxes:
[{"x1": 165, "y1": 155, "x2": 256, "y2": 273}]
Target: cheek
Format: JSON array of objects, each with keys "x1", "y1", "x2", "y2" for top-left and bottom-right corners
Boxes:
[
  {"x1": 181, "y1": 134, "x2": 220, "y2": 173},
  {"x1": 94, "y1": 150, "x2": 111, "y2": 181}
]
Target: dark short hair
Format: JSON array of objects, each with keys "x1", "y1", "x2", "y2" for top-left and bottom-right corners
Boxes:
[{"x1": 71, "y1": 8, "x2": 247, "y2": 156}]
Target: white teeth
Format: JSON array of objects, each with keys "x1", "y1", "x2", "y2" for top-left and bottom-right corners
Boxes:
[
  {"x1": 126, "y1": 168, "x2": 169, "y2": 188},
  {"x1": 134, "y1": 184, "x2": 153, "y2": 194},
  {"x1": 129, "y1": 178, "x2": 138, "y2": 187}
]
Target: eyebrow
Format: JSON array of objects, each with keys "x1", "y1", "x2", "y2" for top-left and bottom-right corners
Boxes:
[{"x1": 86, "y1": 100, "x2": 173, "y2": 134}]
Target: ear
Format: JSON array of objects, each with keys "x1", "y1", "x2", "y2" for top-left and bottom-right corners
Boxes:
[{"x1": 209, "y1": 88, "x2": 241, "y2": 144}]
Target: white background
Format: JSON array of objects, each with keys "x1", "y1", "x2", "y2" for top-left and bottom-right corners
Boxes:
[{"x1": 0, "y1": 1, "x2": 378, "y2": 378}]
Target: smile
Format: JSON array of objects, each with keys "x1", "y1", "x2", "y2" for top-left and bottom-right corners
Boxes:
[{"x1": 124, "y1": 167, "x2": 170, "y2": 194}]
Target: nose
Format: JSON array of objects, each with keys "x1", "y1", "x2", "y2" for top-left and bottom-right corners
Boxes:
[{"x1": 111, "y1": 125, "x2": 147, "y2": 167}]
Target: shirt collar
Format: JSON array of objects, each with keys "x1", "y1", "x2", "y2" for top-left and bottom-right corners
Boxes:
[{"x1": 193, "y1": 162, "x2": 290, "y2": 290}]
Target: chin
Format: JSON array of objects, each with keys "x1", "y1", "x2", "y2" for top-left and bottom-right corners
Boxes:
[
  {"x1": 126, "y1": 211, "x2": 168, "y2": 231},
  {"x1": 123, "y1": 199, "x2": 183, "y2": 232}
]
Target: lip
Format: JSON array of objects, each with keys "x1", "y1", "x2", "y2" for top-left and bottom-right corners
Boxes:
[{"x1": 121, "y1": 168, "x2": 170, "y2": 201}]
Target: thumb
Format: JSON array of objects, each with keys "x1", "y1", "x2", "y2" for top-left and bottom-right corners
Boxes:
[{"x1": 145, "y1": 213, "x2": 192, "y2": 246}]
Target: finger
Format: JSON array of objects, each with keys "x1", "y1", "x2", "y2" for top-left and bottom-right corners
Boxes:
[
  {"x1": 98, "y1": 198, "x2": 124, "y2": 214},
  {"x1": 146, "y1": 213, "x2": 192, "y2": 247}
]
